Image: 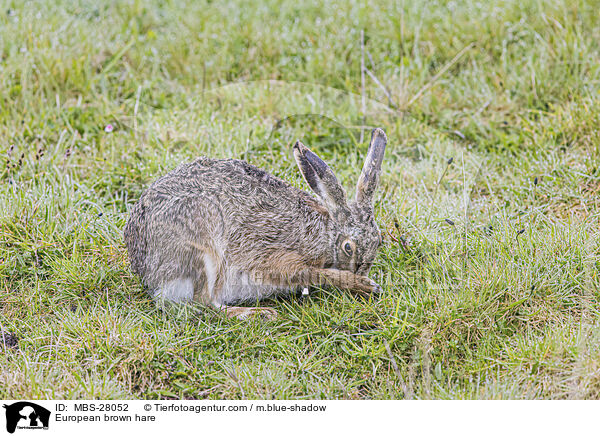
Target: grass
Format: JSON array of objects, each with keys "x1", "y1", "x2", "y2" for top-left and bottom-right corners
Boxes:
[{"x1": 1, "y1": 0, "x2": 599, "y2": 399}]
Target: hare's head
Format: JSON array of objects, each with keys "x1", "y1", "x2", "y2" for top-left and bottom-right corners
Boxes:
[{"x1": 293, "y1": 128, "x2": 387, "y2": 275}]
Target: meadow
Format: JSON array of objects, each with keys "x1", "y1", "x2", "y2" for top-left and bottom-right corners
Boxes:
[{"x1": 0, "y1": 0, "x2": 599, "y2": 399}]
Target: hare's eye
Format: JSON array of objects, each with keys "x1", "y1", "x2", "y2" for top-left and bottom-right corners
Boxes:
[{"x1": 343, "y1": 241, "x2": 353, "y2": 256}]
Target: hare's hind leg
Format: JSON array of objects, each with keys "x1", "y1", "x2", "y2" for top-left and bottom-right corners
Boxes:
[
  {"x1": 200, "y1": 263, "x2": 279, "y2": 321},
  {"x1": 154, "y1": 278, "x2": 195, "y2": 302},
  {"x1": 220, "y1": 306, "x2": 277, "y2": 321},
  {"x1": 190, "y1": 251, "x2": 277, "y2": 320},
  {"x1": 208, "y1": 286, "x2": 278, "y2": 320}
]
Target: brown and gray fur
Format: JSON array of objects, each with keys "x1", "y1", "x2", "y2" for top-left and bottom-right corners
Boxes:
[{"x1": 124, "y1": 128, "x2": 388, "y2": 319}]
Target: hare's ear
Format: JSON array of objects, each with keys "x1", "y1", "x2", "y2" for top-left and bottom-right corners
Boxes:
[
  {"x1": 293, "y1": 141, "x2": 347, "y2": 211},
  {"x1": 356, "y1": 128, "x2": 387, "y2": 206}
]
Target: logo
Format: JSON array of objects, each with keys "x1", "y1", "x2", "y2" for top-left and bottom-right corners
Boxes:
[{"x1": 2, "y1": 402, "x2": 50, "y2": 434}]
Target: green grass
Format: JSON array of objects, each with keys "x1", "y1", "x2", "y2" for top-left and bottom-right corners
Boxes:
[{"x1": 1, "y1": 0, "x2": 599, "y2": 399}]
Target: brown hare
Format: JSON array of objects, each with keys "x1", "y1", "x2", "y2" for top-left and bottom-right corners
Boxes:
[{"x1": 124, "y1": 128, "x2": 387, "y2": 319}]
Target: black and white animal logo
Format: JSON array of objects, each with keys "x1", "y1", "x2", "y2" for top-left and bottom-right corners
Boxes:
[{"x1": 2, "y1": 402, "x2": 50, "y2": 434}]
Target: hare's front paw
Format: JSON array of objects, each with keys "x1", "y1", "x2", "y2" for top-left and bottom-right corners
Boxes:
[
  {"x1": 356, "y1": 276, "x2": 382, "y2": 294},
  {"x1": 225, "y1": 306, "x2": 278, "y2": 321}
]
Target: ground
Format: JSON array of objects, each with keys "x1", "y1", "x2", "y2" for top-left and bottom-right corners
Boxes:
[{"x1": 0, "y1": 0, "x2": 599, "y2": 399}]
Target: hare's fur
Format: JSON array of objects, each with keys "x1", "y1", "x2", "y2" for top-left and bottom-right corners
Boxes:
[{"x1": 125, "y1": 129, "x2": 388, "y2": 319}]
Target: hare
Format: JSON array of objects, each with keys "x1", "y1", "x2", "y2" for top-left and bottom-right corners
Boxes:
[{"x1": 124, "y1": 128, "x2": 387, "y2": 319}]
